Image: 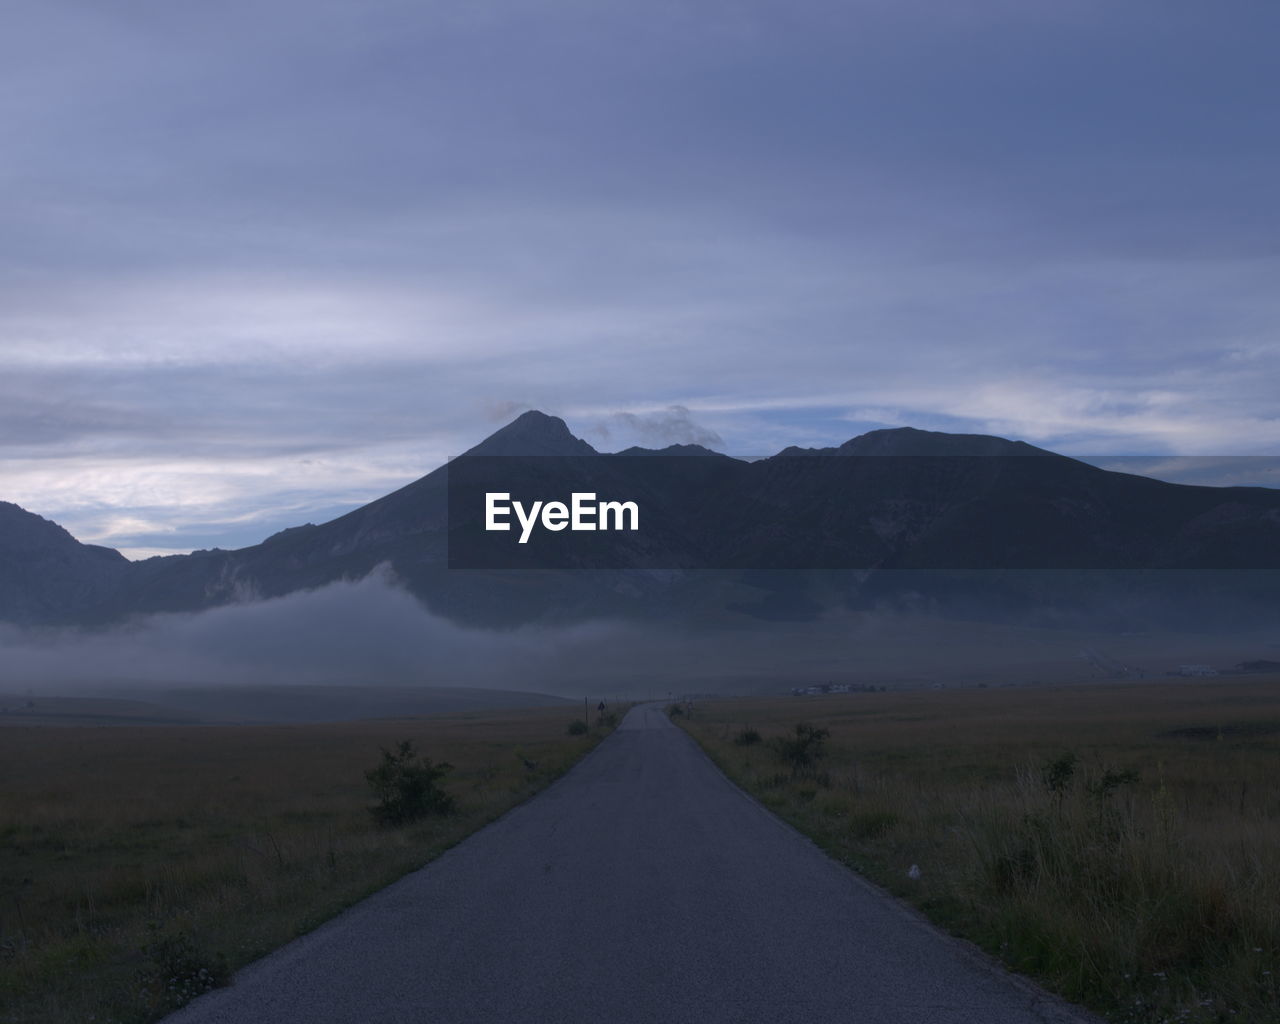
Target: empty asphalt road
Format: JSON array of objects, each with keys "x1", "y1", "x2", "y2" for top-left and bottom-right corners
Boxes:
[{"x1": 167, "y1": 703, "x2": 1099, "y2": 1024}]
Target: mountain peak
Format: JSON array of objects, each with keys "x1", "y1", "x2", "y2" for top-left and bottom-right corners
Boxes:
[
  {"x1": 0, "y1": 500, "x2": 77, "y2": 553},
  {"x1": 839, "y1": 426, "x2": 1055, "y2": 457},
  {"x1": 615, "y1": 443, "x2": 726, "y2": 457},
  {"x1": 773, "y1": 426, "x2": 1059, "y2": 459},
  {"x1": 465, "y1": 410, "x2": 598, "y2": 457}
]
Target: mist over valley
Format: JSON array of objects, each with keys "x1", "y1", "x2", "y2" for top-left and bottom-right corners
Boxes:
[{"x1": 3, "y1": 413, "x2": 1279, "y2": 715}]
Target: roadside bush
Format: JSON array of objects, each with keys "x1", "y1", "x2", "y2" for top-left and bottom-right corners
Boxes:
[
  {"x1": 365, "y1": 740, "x2": 455, "y2": 826},
  {"x1": 770, "y1": 723, "x2": 830, "y2": 778},
  {"x1": 1086, "y1": 766, "x2": 1141, "y2": 800},
  {"x1": 567, "y1": 719, "x2": 589, "y2": 735},
  {"x1": 733, "y1": 727, "x2": 762, "y2": 746},
  {"x1": 1041, "y1": 750, "x2": 1078, "y2": 798},
  {"x1": 138, "y1": 928, "x2": 229, "y2": 1011}
]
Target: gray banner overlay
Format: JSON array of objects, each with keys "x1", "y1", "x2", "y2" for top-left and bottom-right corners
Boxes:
[{"x1": 445, "y1": 454, "x2": 1280, "y2": 570}]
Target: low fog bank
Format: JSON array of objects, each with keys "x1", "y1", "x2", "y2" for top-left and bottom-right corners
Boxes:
[
  {"x1": 2, "y1": 572, "x2": 1277, "y2": 709},
  {"x1": 0, "y1": 571, "x2": 648, "y2": 698}
]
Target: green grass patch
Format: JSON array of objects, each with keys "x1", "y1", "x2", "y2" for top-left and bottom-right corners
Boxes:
[
  {"x1": 676, "y1": 680, "x2": 1280, "y2": 1024},
  {"x1": 0, "y1": 705, "x2": 625, "y2": 1023}
]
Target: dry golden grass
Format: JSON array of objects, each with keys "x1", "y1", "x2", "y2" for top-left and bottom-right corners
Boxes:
[
  {"x1": 677, "y1": 679, "x2": 1280, "y2": 1024},
  {"x1": 0, "y1": 705, "x2": 621, "y2": 1024}
]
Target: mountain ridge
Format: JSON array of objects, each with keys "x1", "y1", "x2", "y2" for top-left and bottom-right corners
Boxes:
[
  {"x1": 779, "y1": 425, "x2": 1058, "y2": 458},
  {"x1": 3, "y1": 413, "x2": 1279, "y2": 630}
]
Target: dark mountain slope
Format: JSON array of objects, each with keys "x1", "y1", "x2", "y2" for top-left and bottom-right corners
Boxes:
[
  {"x1": 119, "y1": 412, "x2": 589, "y2": 621},
  {"x1": 0, "y1": 501, "x2": 130, "y2": 624},
  {"x1": 780, "y1": 425, "x2": 1055, "y2": 458},
  {"x1": 3, "y1": 414, "x2": 1279, "y2": 630}
]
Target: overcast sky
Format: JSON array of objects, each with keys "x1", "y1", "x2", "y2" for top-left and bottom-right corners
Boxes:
[{"x1": 4, "y1": 1, "x2": 1279, "y2": 558}]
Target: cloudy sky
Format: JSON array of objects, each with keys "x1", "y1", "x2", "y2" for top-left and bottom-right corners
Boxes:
[{"x1": 4, "y1": 1, "x2": 1279, "y2": 558}]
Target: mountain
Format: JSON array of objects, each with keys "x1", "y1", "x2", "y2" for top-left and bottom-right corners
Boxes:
[
  {"x1": 464, "y1": 410, "x2": 597, "y2": 457},
  {"x1": 0, "y1": 502, "x2": 130, "y2": 624},
  {"x1": 3, "y1": 413, "x2": 1280, "y2": 630},
  {"x1": 780, "y1": 425, "x2": 1054, "y2": 458}
]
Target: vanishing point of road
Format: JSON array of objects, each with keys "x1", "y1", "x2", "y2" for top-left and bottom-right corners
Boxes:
[{"x1": 168, "y1": 703, "x2": 1099, "y2": 1024}]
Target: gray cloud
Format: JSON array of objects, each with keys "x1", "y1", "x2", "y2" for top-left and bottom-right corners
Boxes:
[
  {"x1": 0, "y1": 383, "x2": 161, "y2": 447},
  {"x1": 589, "y1": 406, "x2": 724, "y2": 450},
  {"x1": 2, "y1": 1, "x2": 1279, "y2": 554}
]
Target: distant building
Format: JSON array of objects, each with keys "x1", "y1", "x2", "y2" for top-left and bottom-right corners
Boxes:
[
  {"x1": 1176, "y1": 664, "x2": 1218, "y2": 677},
  {"x1": 1236, "y1": 659, "x2": 1280, "y2": 674}
]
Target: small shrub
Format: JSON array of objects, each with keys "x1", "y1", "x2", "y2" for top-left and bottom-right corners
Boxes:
[
  {"x1": 668, "y1": 703, "x2": 684, "y2": 717},
  {"x1": 517, "y1": 752, "x2": 539, "y2": 773},
  {"x1": 1041, "y1": 750, "x2": 1077, "y2": 797},
  {"x1": 770, "y1": 723, "x2": 830, "y2": 777},
  {"x1": 138, "y1": 929, "x2": 229, "y2": 1011},
  {"x1": 733, "y1": 728, "x2": 762, "y2": 746},
  {"x1": 365, "y1": 740, "x2": 455, "y2": 826},
  {"x1": 1086, "y1": 766, "x2": 1140, "y2": 800},
  {"x1": 567, "y1": 719, "x2": 589, "y2": 735}
]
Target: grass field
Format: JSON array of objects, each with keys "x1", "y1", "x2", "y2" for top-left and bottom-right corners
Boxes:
[
  {"x1": 0, "y1": 703, "x2": 621, "y2": 1024},
  {"x1": 675, "y1": 679, "x2": 1280, "y2": 1024}
]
